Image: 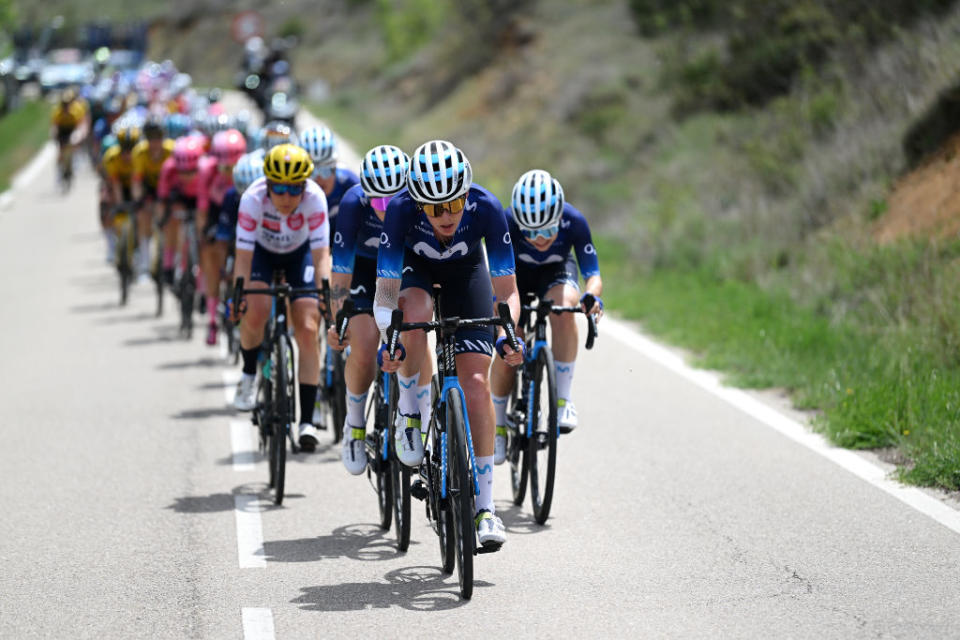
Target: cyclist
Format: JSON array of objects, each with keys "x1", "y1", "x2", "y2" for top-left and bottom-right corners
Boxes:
[
  {"x1": 299, "y1": 126, "x2": 359, "y2": 220},
  {"x1": 326, "y1": 145, "x2": 432, "y2": 474},
  {"x1": 101, "y1": 123, "x2": 140, "y2": 260},
  {"x1": 197, "y1": 128, "x2": 246, "y2": 345},
  {"x1": 232, "y1": 144, "x2": 332, "y2": 454},
  {"x1": 157, "y1": 136, "x2": 211, "y2": 285},
  {"x1": 300, "y1": 125, "x2": 360, "y2": 425},
  {"x1": 374, "y1": 139, "x2": 522, "y2": 548},
  {"x1": 489, "y1": 170, "x2": 604, "y2": 459},
  {"x1": 262, "y1": 120, "x2": 298, "y2": 151},
  {"x1": 51, "y1": 87, "x2": 89, "y2": 186},
  {"x1": 131, "y1": 118, "x2": 175, "y2": 278},
  {"x1": 214, "y1": 151, "x2": 264, "y2": 269}
]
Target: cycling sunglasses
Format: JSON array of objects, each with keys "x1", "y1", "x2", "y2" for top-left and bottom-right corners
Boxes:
[
  {"x1": 520, "y1": 224, "x2": 559, "y2": 240},
  {"x1": 268, "y1": 181, "x2": 305, "y2": 196},
  {"x1": 419, "y1": 196, "x2": 466, "y2": 218},
  {"x1": 314, "y1": 164, "x2": 335, "y2": 179}
]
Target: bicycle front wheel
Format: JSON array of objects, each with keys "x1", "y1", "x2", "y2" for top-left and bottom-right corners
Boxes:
[
  {"x1": 387, "y1": 374, "x2": 411, "y2": 551},
  {"x1": 272, "y1": 336, "x2": 295, "y2": 505},
  {"x1": 508, "y1": 367, "x2": 529, "y2": 505},
  {"x1": 528, "y1": 346, "x2": 558, "y2": 524},
  {"x1": 445, "y1": 388, "x2": 475, "y2": 600},
  {"x1": 331, "y1": 349, "x2": 346, "y2": 443}
]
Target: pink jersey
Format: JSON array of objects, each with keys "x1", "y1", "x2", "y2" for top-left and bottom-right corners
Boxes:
[
  {"x1": 157, "y1": 155, "x2": 215, "y2": 200},
  {"x1": 197, "y1": 161, "x2": 233, "y2": 212},
  {"x1": 236, "y1": 177, "x2": 329, "y2": 254}
]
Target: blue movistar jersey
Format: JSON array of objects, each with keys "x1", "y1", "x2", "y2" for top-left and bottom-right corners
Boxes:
[
  {"x1": 377, "y1": 184, "x2": 516, "y2": 280},
  {"x1": 93, "y1": 117, "x2": 111, "y2": 143},
  {"x1": 325, "y1": 168, "x2": 360, "y2": 218},
  {"x1": 332, "y1": 184, "x2": 384, "y2": 274},
  {"x1": 506, "y1": 203, "x2": 600, "y2": 280}
]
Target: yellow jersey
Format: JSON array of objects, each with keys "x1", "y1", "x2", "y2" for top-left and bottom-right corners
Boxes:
[
  {"x1": 132, "y1": 139, "x2": 174, "y2": 188},
  {"x1": 51, "y1": 100, "x2": 87, "y2": 129},
  {"x1": 102, "y1": 145, "x2": 135, "y2": 187}
]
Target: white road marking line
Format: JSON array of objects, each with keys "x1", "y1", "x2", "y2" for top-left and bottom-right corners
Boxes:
[
  {"x1": 234, "y1": 494, "x2": 266, "y2": 568},
  {"x1": 604, "y1": 317, "x2": 960, "y2": 536},
  {"x1": 241, "y1": 608, "x2": 275, "y2": 640},
  {"x1": 14, "y1": 142, "x2": 55, "y2": 192},
  {"x1": 219, "y1": 337, "x2": 229, "y2": 360},
  {"x1": 231, "y1": 420, "x2": 256, "y2": 471}
]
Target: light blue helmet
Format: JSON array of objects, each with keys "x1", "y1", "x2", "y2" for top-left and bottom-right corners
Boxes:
[
  {"x1": 407, "y1": 139, "x2": 472, "y2": 204},
  {"x1": 232, "y1": 152, "x2": 265, "y2": 194},
  {"x1": 164, "y1": 113, "x2": 191, "y2": 140},
  {"x1": 511, "y1": 169, "x2": 565, "y2": 231},
  {"x1": 299, "y1": 125, "x2": 337, "y2": 166},
  {"x1": 360, "y1": 145, "x2": 409, "y2": 198}
]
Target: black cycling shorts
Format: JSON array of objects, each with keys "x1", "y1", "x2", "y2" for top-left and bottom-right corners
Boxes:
[
  {"x1": 516, "y1": 254, "x2": 580, "y2": 301},
  {"x1": 400, "y1": 248, "x2": 495, "y2": 356}
]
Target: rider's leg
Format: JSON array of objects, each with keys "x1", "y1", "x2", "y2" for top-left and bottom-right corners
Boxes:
[
  {"x1": 136, "y1": 201, "x2": 153, "y2": 274},
  {"x1": 396, "y1": 287, "x2": 431, "y2": 418},
  {"x1": 344, "y1": 314, "x2": 379, "y2": 428},
  {"x1": 200, "y1": 241, "x2": 221, "y2": 339},
  {"x1": 162, "y1": 204, "x2": 182, "y2": 282},
  {"x1": 545, "y1": 281, "x2": 579, "y2": 398},
  {"x1": 292, "y1": 297, "x2": 321, "y2": 431}
]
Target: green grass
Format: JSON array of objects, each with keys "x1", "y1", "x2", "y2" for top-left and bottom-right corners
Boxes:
[
  {"x1": 596, "y1": 235, "x2": 960, "y2": 491},
  {"x1": 0, "y1": 100, "x2": 51, "y2": 192}
]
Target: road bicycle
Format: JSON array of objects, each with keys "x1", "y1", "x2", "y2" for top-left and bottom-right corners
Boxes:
[
  {"x1": 233, "y1": 273, "x2": 324, "y2": 505},
  {"x1": 506, "y1": 292, "x2": 597, "y2": 524},
  {"x1": 389, "y1": 289, "x2": 519, "y2": 600},
  {"x1": 175, "y1": 212, "x2": 199, "y2": 339},
  {"x1": 317, "y1": 280, "x2": 347, "y2": 443},
  {"x1": 334, "y1": 300, "x2": 410, "y2": 551},
  {"x1": 112, "y1": 202, "x2": 136, "y2": 306}
]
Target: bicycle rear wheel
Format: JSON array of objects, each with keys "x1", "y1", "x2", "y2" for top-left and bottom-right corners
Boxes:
[
  {"x1": 508, "y1": 368, "x2": 529, "y2": 505},
  {"x1": 528, "y1": 346, "x2": 558, "y2": 524},
  {"x1": 387, "y1": 374, "x2": 410, "y2": 551},
  {"x1": 117, "y1": 217, "x2": 133, "y2": 306},
  {"x1": 272, "y1": 335, "x2": 295, "y2": 505},
  {"x1": 372, "y1": 374, "x2": 392, "y2": 530},
  {"x1": 445, "y1": 389, "x2": 475, "y2": 600}
]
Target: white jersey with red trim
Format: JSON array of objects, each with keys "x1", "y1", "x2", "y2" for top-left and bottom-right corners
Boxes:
[{"x1": 236, "y1": 177, "x2": 330, "y2": 254}]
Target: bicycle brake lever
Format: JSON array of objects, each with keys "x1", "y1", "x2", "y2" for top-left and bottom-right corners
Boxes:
[{"x1": 388, "y1": 308, "x2": 403, "y2": 360}]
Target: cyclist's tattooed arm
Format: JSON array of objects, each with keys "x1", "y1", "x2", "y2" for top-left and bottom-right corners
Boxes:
[{"x1": 329, "y1": 274, "x2": 351, "y2": 320}]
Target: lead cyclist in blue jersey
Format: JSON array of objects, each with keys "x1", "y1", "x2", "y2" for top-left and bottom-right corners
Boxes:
[
  {"x1": 326, "y1": 145, "x2": 432, "y2": 474},
  {"x1": 490, "y1": 170, "x2": 604, "y2": 460},
  {"x1": 374, "y1": 140, "x2": 523, "y2": 547}
]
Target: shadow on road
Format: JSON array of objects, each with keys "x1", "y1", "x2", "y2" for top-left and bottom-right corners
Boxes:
[
  {"x1": 264, "y1": 523, "x2": 409, "y2": 564},
  {"x1": 171, "y1": 406, "x2": 237, "y2": 420},
  {"x1": 68, "y1": 301, "x2": 120, "y2": 314},
  {"x1": 157, "y1": 357, "x2": 225, "y2": 370},
  {"x1": 167, "y1": 483, "x2": 302, "y2": 513},
  {"x1": 495, "y1": 501, "x2": 551, "y2": 535},
  {"x1": 95, "y1": 312, "x2": 159, "y2": 326},
  {"x1": 292, "y1": 565, "x2": 483, "y2": 612}
]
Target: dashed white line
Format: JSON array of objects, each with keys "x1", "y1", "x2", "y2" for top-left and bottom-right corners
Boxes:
[
  {"x1": 234, "y1": 494, "x2": 266, "y2": 568},
  {"x1": 223, "y1": 369, "x2": 241, "y2": 405},
  {"x1": 604, "y1": 317, "x2": 960, "y2": 536},
  {"x1": 241, "y1": 607, "x2": 275, "y2": 640},
  {"x1": 231, "y1": 420, "x2": 256, "y2": 471}
]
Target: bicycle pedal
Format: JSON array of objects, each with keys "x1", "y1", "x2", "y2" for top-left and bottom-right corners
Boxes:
[
  {"x1": 476, "y1": 541, "x2": 503, "y2": 555},
  {"x1": 410, "y1": 479, "x2": 428, "y2": 501}
]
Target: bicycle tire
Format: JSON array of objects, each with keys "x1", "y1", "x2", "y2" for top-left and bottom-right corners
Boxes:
[
  {"x1": 272, "y1": 335, "x2": 295, "y2": 505},
  {"x1": 431, "y1": 377, "x2": 455, "y2": 573},
  {"x1": 508, "y1": 367, "x2": 529, "y2": 505},
  {"x1": 257, "y1": 375, "x2": 275, "y2": 489},
  {"x1": 180, "y1": 223, "x2": 197, "y2": 338},
  {"x1": 152, "y1": 234, "x2": 164, "y2": 317},
  {"x1": 331, "y1": 351, "x2": 346, "y2": 443},
  {"x1": 373, "y1": 374, "x2": 393, "y2": 531},
  {"x1": 528, "y1": 346, "x2": 558, "y2": 524},
  {"x1": 387, "y1": 374, "x2": 411, "y2": 551},
  {"x1": 445, "y1": 388, "x2": 475, "y2": 600},
  {"x1": 117, "y1": 218, "x2": 133, "y2": 306}
]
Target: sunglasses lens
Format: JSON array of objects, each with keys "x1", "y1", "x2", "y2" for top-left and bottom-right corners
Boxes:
[
  {"x1": 421, "y1": 197, "x2": 465, "y2": 217},
  {"x1": 370, "y1": 196, "x2": 391, "y2": 211},
  {"x1": 270, "y1": 182, "x2": 304, "y2": 196},
  {"x1": 315, "y1": 166, "x2": 334, "y2": 179}
]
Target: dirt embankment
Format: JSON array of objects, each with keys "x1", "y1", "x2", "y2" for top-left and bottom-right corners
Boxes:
[{"x1": 875, "y1": 132, "x2": 960, "y2": 243}]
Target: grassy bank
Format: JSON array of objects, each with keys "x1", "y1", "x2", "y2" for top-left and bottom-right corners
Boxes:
[
  {"x1": 0, "y1": 100, "x2": 51, "y2": 192},
  {"x1": 597, "y1": 235, "x2": 960, "y2": 491}
]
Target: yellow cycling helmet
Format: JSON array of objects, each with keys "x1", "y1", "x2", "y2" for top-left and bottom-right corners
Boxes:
[
  {"x1": 263, "y1": 143, "x2": 314, "y2": 183},
  {"x1": 116, "y1": 125, "x2": 141, "y2": 152}
]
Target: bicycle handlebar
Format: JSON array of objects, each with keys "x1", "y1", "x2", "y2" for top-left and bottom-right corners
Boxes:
[
  {"x1": 231, "y1": 277, "x2": 326, "y2": 319},
  {"x1": 521, "y1": 293, "x2": 598, "y2": 350},
  {"x1": 386, "y1": 301, "x2": 519, "y2": 360}
]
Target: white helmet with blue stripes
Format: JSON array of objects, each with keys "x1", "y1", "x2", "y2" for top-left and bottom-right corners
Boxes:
[
  {"x1": 407, "y1": 139, "x2": 472, "y2": 204},
  {"x1": 232, "y1": 151, "x2": 265, "y2": 194},
  {"x1": 511, "y1": 169, "x2": 565, "y2": 231},
  {"x1": 360, "y1": 145, "x2": 410, "y2": 198},
  {"x1": 299, "y1": 125, "x2": 338, "y2": 166}
]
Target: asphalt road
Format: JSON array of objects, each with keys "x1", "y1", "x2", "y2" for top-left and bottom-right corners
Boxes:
[{"x1": 2, "y1": 110, "x2": 960, "y2": 639}]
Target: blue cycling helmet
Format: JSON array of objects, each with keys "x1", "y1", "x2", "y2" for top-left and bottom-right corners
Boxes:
[
  {"x1": 511, "y1": 169, "x2": 565, "y2": 231},
  {"x1": 407, "y1": 139, "x2": 472, "y2": 204},
  {"x1": 232, "y1": 152, "x2": 265, "y2": 194},
  {"x1": 164, "y1": 113, "x2": 191, "y2": 140},
  {"x1": 299, "y1": 126, "x2": 337, "y2": 166},
  {"x1": 360, "y1": 145, "x2": 409, "y2": 198}
]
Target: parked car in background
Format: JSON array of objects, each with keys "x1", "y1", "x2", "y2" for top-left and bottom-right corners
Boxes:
[{"x1": 40, "y1": 48, "x2": 94, "y2": 94}]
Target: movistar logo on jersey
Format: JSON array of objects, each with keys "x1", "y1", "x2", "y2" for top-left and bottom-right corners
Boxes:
[
  {"x1": 412, "y1": 241, "x2": 469, "y2": 260},
  {"x1": 518, "y1": 253, "x2": 564, "y2": 265}
]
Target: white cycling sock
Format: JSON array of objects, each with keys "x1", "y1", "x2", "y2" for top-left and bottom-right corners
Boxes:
[
  {"x1": 492, "y1": 394, "x2": 509, "y2": 426},
  {"x1": 476, "y1": 455, "x2": 495, "y2": 514},
  {"x1": 346, "y1": 390, "x2": 367, "y2": 428},
  {"x1": 555, "y1": 360, "x2": 575, "y2": 401},
  {"x1": 397, "y1": 372, "x2": 419, "y2": 418},
  {"x1": 416, "y1": 384, "x2": 432, "y2": 427}
]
